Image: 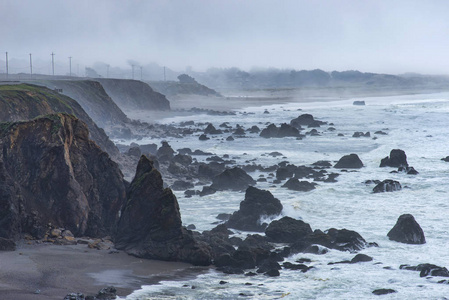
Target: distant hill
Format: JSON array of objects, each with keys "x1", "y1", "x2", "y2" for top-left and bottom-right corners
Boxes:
[
  {"x1": 188, "y1": 68, "x2": 449, "y2": 92},
  {"x1": 148, "y1": 74, "x2": 221, "y2": 97}
]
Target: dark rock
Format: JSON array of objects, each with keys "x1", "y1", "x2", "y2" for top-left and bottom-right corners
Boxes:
[
  {"x1": 260, "y1": 123, "x2": 300, "y2": 138},
  {"x1": 387, "y1": 214, "x2": 425, "y2": 244},
  {"x1": 290, "y1": 114, "x2": 326, "y2": 128},
  {"x1": 276, "y1": 167, "x2": 294, "y2": 180},
  {"x1": 265, "y1": 217, "x2": 313, "y2": 243},
  {"x1": 233, "y1": 127, "x2": 246, "y2": 135},
  {"x1": 227, "y1": 187, "x2": 283, "y2": 232},
  {"x1": 226, "y1": 136, "x2": 234, "y2": 141},
  {"x1": 199, "y1": 186, "x2": 217, "y2": 197},
  {"x1": 216, "y1": 213, "x2": 231, "y2": 221},
  {"x1": 265, "y1": 269, "x2": 280, "y2": 277},
  {"x1": 364, "y1": 180, "x2": 381, "y2": 185},
  {"x1": 115, "y1": 156, "x2": 212, "y2": 266},
  {"x1": 312, "y1": 160, "x2": 332, "y2": 168},
  {"x1": 380, "y1": 149, "x2": 408, "y2": 168},
  {"x1": 282, "y1": 178, "x2": 315, "y2": 192},
  {"x1": 283, "y1": 262, "x2": 311, "y2": 272},
  {"x1": 171, "y1": 180, "x2": 194, "y2": 191},
  {"x1": 257, "y1": 260, "x2": 281, "y2": 273},
  {"x1": 248, "y1": 125, "x2": 260, "y2": 133},
  {"x1": 198, "y1": 163, "x2": 226, "y2": 179},
  {"x1": 127, "y1": 146, "x2": 142, "y2": 158},
  {"x1": 204, "y1": 124, "x2": 222, "y2": 135},
  {"x1": 210, "y1": 167, "x2": 256, "y2": 191},
  {"x1": 172, "y1": 154, "x2": 193, "y2": 166},
  {"x1": 199, "y1": 134, "x2": 210, "y2": 141},
  {"x1": 325, "y1": 228, "x2": 368, "y2": 252},
  {"x1": 177, "y1": 148, "x2": 192, "y2": 155},
  {"x1": 95, "y1": 286, "x2": 117, "y2": 299},
  {"x1": 352, "y1": 131, "x2": 370, "y2": 138},
  {"x1": 350, "y1": 253, "x2": 373, "y2": 263},
  {"x1": 398, "y1": 166, "x2": 418, "y2": 175},
  {"x1": 353, "y1": 101, "x2": 365, "y2": 106},
  {"x1": 186, "y1": 224, "x2": 196, "y2": 230},
  {"x1": 442, "y1": 156, "x2": 449, "y2": 162},
  {"x1": 334, "y1": 154, "x2": 363, "y2": 169},
  {"x1": 374, "y1": 131, "x2": 387, "y2": 135},
  {"x1": 0, "y1": 237, "x2": 16, "y2": 251},
  {"x1": 372, "y1": 289, "x2": 396, "y2": 295},
  {"x1": 373, "y1": 180, "x2": 402, "y2": 193},
  {"x1": 157, "y1": 142, "x2": 175, "y2": 162}
]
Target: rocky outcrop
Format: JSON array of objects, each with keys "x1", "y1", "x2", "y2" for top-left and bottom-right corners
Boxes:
[
  {"x1": 387, "y1": 214, "x2": 426, "y2": 244},
  {"x1": 0, "y1": 113, "x2": 126, "y2": 239},
  {"x1": 290, "y1": 114, "x2": 326, "y2": 128},
  {"x1": 227, "y1": 187, "x2": 283, "y2": 232},
  {"x1": 260, "y1": 123, "x2": 301, "y2": 138},
  {"x1": 265, "y1": 217, "x2": 313, "y2": 243},
  {"x1": 115, "y1": 155, "x2": 211, "y2": 266},
  {"x1": 0, "y1": 84, "x2": 119, "y2": 157},
  {"x1": 380, "y1": 149, "x2": 408, "y2": 167},
  {"x1": 210, "y1": 167, "x2": 256, "y2": 191},
  {"x1": 97, "y1": 79, "x2": 170, "y2": 111},
  {"x1": 334, "y1": 154, "x2": 363, "y2": 169},
  {"x1": 373, "y1": 180, "x2": 402, "y2": 193}
]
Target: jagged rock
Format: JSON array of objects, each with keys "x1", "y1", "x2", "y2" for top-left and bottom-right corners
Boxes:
[
  {"x1": 227, "y1": 187, "x2": 283, "y2": 232},
  {"x1": 282, "y1": 178, "x2": 315, "y2": 192},
  {"x1": 334, "y1": 154, "x2": 363, "y2": 169},
  {"x1": 115, "y1": 156, "x2": 212, "y2": 266},
  {"x1": 380, "y1": 149, "x2": 408, "y2": 167},
  {"x1": 387, "y1": 214, "x2": 425, "y2": 244},
  {"x1": 210, "y1": 167, "x2": 256, "y2": 191},
  {"x1": 372, "y1": 289, "x2": 396, "y2": 295},
  {"x1": 0, "y1": 114, "x2": 126, "y2": 239},
  {"x1": 373, "y1": 180, "x2": 402, "y2": 193},
  {"x1": 265, "y1": 217, "x2": 313, "y2": 243}
]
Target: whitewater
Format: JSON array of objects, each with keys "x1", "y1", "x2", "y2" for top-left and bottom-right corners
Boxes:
[{"x1": 121, "y1": 92, "x2": 449, "y2": 299}]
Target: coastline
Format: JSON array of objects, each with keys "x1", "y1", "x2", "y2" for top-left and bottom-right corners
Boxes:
[{"x1": 0, "y1": 241, "x2": 205, "y2": 300}]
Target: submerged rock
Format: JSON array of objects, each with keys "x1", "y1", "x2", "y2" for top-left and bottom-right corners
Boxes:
[
  {"x1": 372, "y1": 289, "x2": 396, "y2": 295},
  {"x1": 387, "y1": 214, "x2": 426, "y2": 244},
  {"x1": 282, "y1": 178, "x2": 316, "y2": 192},
  {"x1": 373, "y1": 180, "x2": 402, "y2": 193},
  {"x1": 227, "y1": 187, "x2": 283, "y2": 232}
]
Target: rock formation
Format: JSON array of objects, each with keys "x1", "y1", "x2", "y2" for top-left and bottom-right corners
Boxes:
[
  {"x1": 380, "y1": 149, "x2": 408, "y2": 167},
  {"x1": 115, "y1": 155, "x2": 211, "y2": 265},
  {"x1": 387, "y1": 214, "x2": 426, "y2": 244},
  {"x1": 227, "y1": 187, "x2": 283, "y2": 232},
  {"x1": 210, "y1": 167, "x2": 256, "y2": 191},
  {"x1": 334, "y1": 154, "x2": 363, "y2": 169}
]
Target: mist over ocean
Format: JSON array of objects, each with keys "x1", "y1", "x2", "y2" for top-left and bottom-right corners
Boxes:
[{"x1": 121, "y1": 92, "x2": 449, "y2": 299}]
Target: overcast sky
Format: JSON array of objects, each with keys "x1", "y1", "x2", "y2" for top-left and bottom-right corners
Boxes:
[{"x1": 1, "y1": 0, "x2": 449, "y2": 74}]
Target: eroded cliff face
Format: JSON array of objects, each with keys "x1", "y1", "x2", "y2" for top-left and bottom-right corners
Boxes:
[
  {"x1": 0, "y1": 113, "x2": 126, "y2": 238},
  {"x1": 97, "y1": 79, "x2": 170, "y2": 111},
  {"x1": 0, "y1": 84, "x2": 119, "y2": 158}
]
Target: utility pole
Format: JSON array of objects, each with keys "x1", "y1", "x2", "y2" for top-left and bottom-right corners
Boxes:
[
  {"x1": 68, "y1": 56, "x2": 72, "y2": 77},
  {"x1": 51, "y1": 52, "x2": 55, "y2": 76},
  {"x1": 5, "y1": 52, "x2": 8, "y2": 80},
  {"x1": 106, "y1": 64, "x2": 110, "y2": 78},
  {"x1": 131, "y1": 64, "x2": 135, "y2": 80},
  {"x1": 140, "y1": 66, "x2": 143, "y2": 81},
  {"x1": 29, "y1": 53, "x2": 33, "y2": 79},
  {"x1": 164, "y1": 66, "x2": 166, "y2": 81}
]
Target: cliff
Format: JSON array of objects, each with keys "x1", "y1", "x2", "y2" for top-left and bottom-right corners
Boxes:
[
  {"x1": 97, "y1": 79, "x2": 170, "y2": 111},
  {"x1": 148, "y1": 80, "x2": 221, "y2": 97},
  {"x1": 0, "y1": 113, "x2": 126, "y2": 238},
  {"x1": 34, "y1": 80, "x2": 130, "y2": 128},
  {"x1": 0, "y1": 84, "x2": 119, "y2": 157}
]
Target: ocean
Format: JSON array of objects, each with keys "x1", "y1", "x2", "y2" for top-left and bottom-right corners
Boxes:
[{"x1": 120, "y1": 92, "x2": 449, "y2": 299}]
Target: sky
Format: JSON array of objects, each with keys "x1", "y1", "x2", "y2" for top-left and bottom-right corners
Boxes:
[{"x1": 1, "y1": 0, "x2": 449, "y2": 75}]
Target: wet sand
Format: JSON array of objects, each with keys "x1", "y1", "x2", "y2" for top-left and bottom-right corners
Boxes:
[{"x1": 0, "y1": 241, "x2": 204, "y2": 299}]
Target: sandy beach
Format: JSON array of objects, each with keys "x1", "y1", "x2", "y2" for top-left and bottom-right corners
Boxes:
[{"x1": 0, "y1": 241, "x2": 203, "y2": 299}]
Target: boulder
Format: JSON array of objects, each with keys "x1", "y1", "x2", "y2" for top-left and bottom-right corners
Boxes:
[
  {"x1": 380, "y1": 149, "x2": 408, "y2": 167},
  {"x1": 290, "y1": 114, "x2": 326, "y2": 128},
  {"x1": 373, "y1": 180, "x2": 402, "y2": 193},
  {"x1": 227, "y1": 187, "x2": 283, "y2": 232},
  {"x1": 204, "y1": 124, "x2": 222, "y2": 135},
  {"x1": 282, "y1": 178, "x2": 315, "y2": 192},
  {"x1": 115, "y1": 156, "x2": 212, "y2": 266},
  {"x1": 260, "y1": 123, "x2": 300, "y2": 138},
  {"x1": 199, "y1": 134, "x2": 210, "y2": 141},
  {"x1": 387, "y1": 214, "x2": 426, "y2": 244},
  {"x1": 210, "y1": 167, "x2": 256, "y2": 191},
  {"x1": 372, "y1": 289, "x2": 396, "y2": 296},
  {"x1": 334, "y1": 154, "x2": 363, "y2": 169},
  {"x1": 265, "y1": 217, "x2": 313, "y2": 243}
]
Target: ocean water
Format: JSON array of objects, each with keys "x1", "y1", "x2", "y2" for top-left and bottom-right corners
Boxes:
[{"x1": 121, "y1": 92, "x2": 449, "y2": 299}]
